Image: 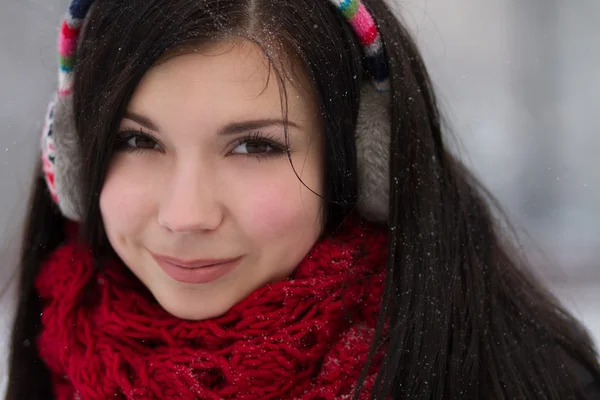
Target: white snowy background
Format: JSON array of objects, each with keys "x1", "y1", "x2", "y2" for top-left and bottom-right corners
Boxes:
[{"x1": 1, "y1": 0, "x2": 598, "y2": 397}]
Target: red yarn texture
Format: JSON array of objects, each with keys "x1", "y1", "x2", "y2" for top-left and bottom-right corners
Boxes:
[{"x1": 36, "y1": 216, "x2": 388, "y2": 399}]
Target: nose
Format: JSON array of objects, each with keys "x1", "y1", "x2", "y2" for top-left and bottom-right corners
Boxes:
[{"x1": 157, "y1": 162, "x2": 224, "y2": 233}]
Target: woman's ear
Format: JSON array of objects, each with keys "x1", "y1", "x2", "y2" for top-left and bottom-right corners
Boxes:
[{"x1": 355, "y1": 84, "x2": 391, "y2": 222}]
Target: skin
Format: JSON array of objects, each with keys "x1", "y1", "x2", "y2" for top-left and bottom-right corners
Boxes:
[{"x1": 99, "y1": 39, "x2": 324, "y2": 320}]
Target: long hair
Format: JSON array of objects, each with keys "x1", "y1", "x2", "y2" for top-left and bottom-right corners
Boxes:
[{"x1": 8, "y1": 0, "x2": 600, "y2": 398}]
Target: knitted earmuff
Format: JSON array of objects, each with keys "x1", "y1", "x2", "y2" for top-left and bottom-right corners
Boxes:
[{"x1": 41, "y1": 0, "x2": 392, "y2": 223}]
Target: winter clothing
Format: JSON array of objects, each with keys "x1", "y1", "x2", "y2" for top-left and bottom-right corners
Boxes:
[{"x1": 35, "y1": 215, "x2": 388, "y2": 399}]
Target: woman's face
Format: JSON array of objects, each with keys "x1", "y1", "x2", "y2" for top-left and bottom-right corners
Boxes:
[{"x1": 100, "y1": 40, "x2": 324, "y2": 320}]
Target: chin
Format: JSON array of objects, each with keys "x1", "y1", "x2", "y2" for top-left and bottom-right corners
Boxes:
[{"x1": 151, "y1": 288, "x2": 233, "y2": 321}]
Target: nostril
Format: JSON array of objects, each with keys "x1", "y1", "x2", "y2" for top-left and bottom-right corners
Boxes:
[{"x1": 157, "y1": 207, "x2": 224, "y2": 233}]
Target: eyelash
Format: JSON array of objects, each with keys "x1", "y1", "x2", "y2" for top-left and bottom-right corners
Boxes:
[{"x1": 114, "y1": 128, "x2": 289, "y2": 160}]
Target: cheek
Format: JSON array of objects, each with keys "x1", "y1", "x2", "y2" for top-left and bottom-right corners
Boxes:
[
  {"x1": 99, "y1": 159, "x2": 158, "y2": 236},
  {"x1": 228, "y1": 157, "x2": 324, "y2": 242}
]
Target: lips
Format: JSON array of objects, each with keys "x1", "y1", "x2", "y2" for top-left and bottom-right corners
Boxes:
[
  {"x1": 149, "y1": 252, "x2": 242, "y2": 284},
  {"x1": 151, "y1": 253, "x2": 239, "y2": 269}
]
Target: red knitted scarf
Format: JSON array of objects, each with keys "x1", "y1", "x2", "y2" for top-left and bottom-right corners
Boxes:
[{"x1": 36, "y1": 216, "x2": 388, "y2": 399}]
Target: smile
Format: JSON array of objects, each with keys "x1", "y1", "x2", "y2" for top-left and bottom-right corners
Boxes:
[{"x1": 150, "y1": 253, "x2": 242, "y2": 284}]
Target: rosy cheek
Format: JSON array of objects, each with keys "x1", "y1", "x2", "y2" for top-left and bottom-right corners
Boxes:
[
  {"x1": 231, "y1": 170, "x2": 322, "y2": 241},
  {"x1": 100, "y1": 161, "x2": 158, "y2": 236}
]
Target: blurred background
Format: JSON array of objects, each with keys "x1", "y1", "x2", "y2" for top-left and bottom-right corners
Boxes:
[
  {"x1": 0, "y1": 0, "x2": 598, "y2": 393},
  {"x1": 392, "y1": 0, "x2": 600, "y2": 346}
]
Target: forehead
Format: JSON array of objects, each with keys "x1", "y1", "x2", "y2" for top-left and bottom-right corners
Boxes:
[{"x1": 126, "y1": 39, "x2": 317, "y2": 125}]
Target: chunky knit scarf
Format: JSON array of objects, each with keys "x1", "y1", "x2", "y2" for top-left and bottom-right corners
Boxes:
[{"x1": 36, "y1": 216, "x2": 388, "y2": 399}]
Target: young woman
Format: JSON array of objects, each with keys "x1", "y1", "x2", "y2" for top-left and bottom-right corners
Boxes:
[{"x1": 6, "y1": 0, "x2": 600, "y2": 398}]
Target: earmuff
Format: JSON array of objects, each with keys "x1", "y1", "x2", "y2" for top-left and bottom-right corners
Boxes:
[{"x1": 41, "y1": 0, "x2": 391, "y2": 222}]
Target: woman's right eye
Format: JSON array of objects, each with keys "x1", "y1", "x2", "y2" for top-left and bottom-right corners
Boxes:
[{"x1": 115, "y1": 130, "x2": 161, "y2": 153}]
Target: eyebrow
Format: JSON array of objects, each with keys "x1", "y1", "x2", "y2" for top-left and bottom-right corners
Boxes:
[{"x1": 123, "y1": 112, "x2": 300, "y2": 135}]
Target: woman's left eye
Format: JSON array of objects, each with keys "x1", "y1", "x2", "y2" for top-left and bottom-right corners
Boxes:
[
  {"x1": 230, "y1": 132, "x2": 287, "y2": 157},
  {"x1": 232, "y1": 140, "x2": 276, "y2": 155}
]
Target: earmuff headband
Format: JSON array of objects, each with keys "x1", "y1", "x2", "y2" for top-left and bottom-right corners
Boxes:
[{"x1": 41, "y1": 0, "x2": 391, "y2": 222}]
